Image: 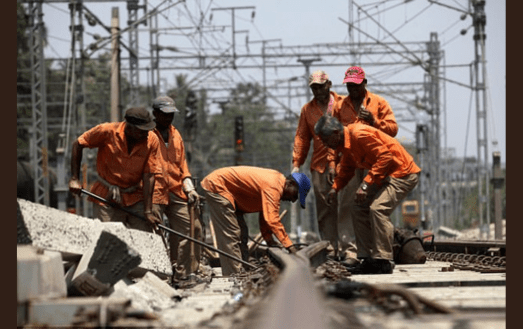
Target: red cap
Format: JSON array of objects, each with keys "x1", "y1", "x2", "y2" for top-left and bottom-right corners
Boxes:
[{"x1": 342, "y1": 66, "x2": 365, "y2": 84}]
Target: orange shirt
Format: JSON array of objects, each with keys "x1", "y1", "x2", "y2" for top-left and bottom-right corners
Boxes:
[
  {"x1": 78, "y1": 122, "x2": 162, "y2": 207},
  {"x1": 200, "y1": 166, "x2": 293, "y2": 248},
  {"x1": 333, "y1": 91, "x2": 398, "y2": 137},
  {"x1": 332, "y1": 123, "x2": 421, "y2": 191},
  {"x1": 292, "y1": 91, "x2": 345, "y2": 173},
  {"x1": 152, "y1": 126, "x2": 192, "y2": 205}
]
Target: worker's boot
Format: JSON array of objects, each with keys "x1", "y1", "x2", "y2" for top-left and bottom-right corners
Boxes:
[{"x1": 342, "y1": 258, "x2": 394, "y2": 275}]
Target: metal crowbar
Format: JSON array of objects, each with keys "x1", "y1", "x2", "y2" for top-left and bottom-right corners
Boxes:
[{"x1": 80, "y1": 188, "x2": 258, "y2": 270}]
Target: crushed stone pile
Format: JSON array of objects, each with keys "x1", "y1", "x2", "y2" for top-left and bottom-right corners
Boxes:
[{"x1": 18, "y1": 198, "x2": 172, "y2": 277}]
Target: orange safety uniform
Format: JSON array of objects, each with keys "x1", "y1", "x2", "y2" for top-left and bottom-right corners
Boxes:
[
  {"x1": 333, "y1": 91, "x2": 398, "y2": 137},
  {"x1": 152, "y1": 125, "x2": 192, "y2": 205},
  {"x1": 332, "y1": 123, "x2": 421, "y2": 191},
  {"x1": 292, "y1": 91, "x2": 345, "y2": 173},
  {"x1": 200, "y1": 166, "x2": 293, "y2": 248},
  {"x1": 78, "y1": 122, "x2": 162, "y2": 207}
]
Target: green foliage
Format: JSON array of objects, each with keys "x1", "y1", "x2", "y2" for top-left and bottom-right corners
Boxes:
[
  {"x1": 167, "y1": 79, "x2": 294, "y2": 182},
  {"x1": 457, "y1": 169, "x2": 506, "y2": 230},
  {"x1": 166, "y1": 79, "x2": 296, "y2": 235}
]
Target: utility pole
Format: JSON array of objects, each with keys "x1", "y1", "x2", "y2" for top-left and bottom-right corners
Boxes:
[
  {"x1": 425, "y1": 32, "x2": 442, "y2": 230},
  {"x1": 211, "y1": 6, "x2": 255, "y2": 69},
  {"x1": 249, "y1": 39, "x2": 281, "y2": 104},
  {"x1": 28, "y1": 0, "x2": 50, "y2": 206},
  {"x1": 127, "y1": 0, "x2": 146, "y2": 107},
  {"x1": 297, "y1": 58, "x2": 322, "y2": 102},
  {"x1": 416, "y1": 123, "x2": 429, "y2": 230},
  {"x1": 491, "y1": 152, "x2": 504, "y2": 240},
  {"x1": 68, "y1": 0, "x2": 90, "y2": 216},
  {"x1": 471, "y1": 0, "x2": 490, "y2": 239},
  {"x1": 110, "y1": 7, "x2": 121, "y2": 122},
  {"x1": 148, "y1": 2, "x2": 159, "y2": 98}
]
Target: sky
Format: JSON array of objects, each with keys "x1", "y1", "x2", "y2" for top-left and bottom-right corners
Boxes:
[{"x1": 40, "y1": 0, "x2": 506, "y2": 164}]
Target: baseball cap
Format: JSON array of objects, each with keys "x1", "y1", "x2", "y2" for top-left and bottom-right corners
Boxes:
[
  {"x1": 152, "y1": 96, "x2": 178, "y2": 113},
  {"x1": 308, "y1": 70, "x2": 330, "y2": 86},
  {"x1": 342, "y1": 66, "x2": 366, "y2": 84},
  {"x1": 124, "y1": 107, "x2": 156, "y2": 131},
  {"x1": 291, "y1": 173, "x2": 311, "y2": 209}
]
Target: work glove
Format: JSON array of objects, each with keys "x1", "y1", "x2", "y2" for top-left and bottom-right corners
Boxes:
[
  {"x1": 355, "y1": 182, "x2": 369, "y2": 205},
  {"x1": 291, "y1": 166, "x2": 300, "y2": 174},
  {"x1": 327, "y1": 167, "x2": 336, "y2": 186},
  {"x1": 287, "y1": 245, "x2": 298, "y2": 254},
  {"x1": 187, "y1": 190, "x2": 200, "y2": 207},
  {"x1": 358, "y1": 107, "x2": 375, "y2": 127},
  {"x1": 326, "y1": 188, "x2": 337, "y2": 206},
  {"x1": 68, "y1": 178, "x2": 82, "y2": 196}
]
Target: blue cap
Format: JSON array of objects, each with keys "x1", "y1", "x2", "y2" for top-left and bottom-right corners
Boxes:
[{"x1": 291, "y1": 173, "x2": 311, "y2": 209}]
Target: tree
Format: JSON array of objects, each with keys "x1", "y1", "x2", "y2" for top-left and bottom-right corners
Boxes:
[{"x1": 458, "y1": 168, "x2": 506, "y2": 231}]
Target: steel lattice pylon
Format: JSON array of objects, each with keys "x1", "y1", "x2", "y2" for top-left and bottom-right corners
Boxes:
[
  {"x1": 127, "y1": 0, "x2": 141, "y2": 106},
  {"x1": 29, "y1": 0, "x2": 50, "y2": 206}
]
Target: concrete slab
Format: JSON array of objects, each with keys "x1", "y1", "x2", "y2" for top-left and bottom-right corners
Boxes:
[
  {"x1": 27, "y1": 297, "x2": 130, "y2": 327},
  {"x1": 159, "y1": 276, "x2": 239, "y2": 327},
  {"x1": 71, "y1": 230, "x2": 142, "y2": 296},
  {"x1": 350, "y1": 261, "x2": 506, "y2": 287},
  {"x1": 108, "y1": 272, "x2": 179, "y2": 313},
  {"x1": 357, "y1": 312, "x2": 506, "y2": 329},
  {"x1": 17, "y1": 245, "x2": 67, "y2": 302},
  {"x1": 409, "y1": 286, "x2": 506, "y2": 310},
  {"x1": 18, "y1": 198, "x2": 172, "y2": 277}
]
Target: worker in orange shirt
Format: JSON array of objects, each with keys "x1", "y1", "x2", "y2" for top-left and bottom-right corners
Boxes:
[
  {"x1": 315, "y1": 116, "x2": 420, "y2": 274},
  {"x1": 200, "y1": 166, "x2": 311, "y2": 276},
  {"x1": 150, "y1": 96, "x2": 202, "y2": 285},
  {"x1": 68, "y1": 107, "x2": 163, "y2": 233},
  {"x1": 291, "y1": 70, "x2": 345, "y2": 257},
  {"x1": 330, "y1": 66, "x2": 398, "y2": 263}
]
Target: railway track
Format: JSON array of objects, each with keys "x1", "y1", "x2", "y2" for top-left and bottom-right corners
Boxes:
[
  {"x1": 20, "y1": 235, "x2": 505, "y2": 328},
  {"x1": 183, "y1": 239, "x2": 505, "y2": 329}
]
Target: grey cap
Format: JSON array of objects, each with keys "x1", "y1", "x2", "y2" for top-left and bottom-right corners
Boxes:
[
  {"x1": 152, "y1": 96, "x2": 178, "y2": 113},
  {"x1": 124, "y1": 107, "x2": 156, "y2": 131}
]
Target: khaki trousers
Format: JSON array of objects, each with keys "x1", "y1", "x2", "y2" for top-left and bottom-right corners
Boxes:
[
  {"x1": 202, "y1": 189, "x2": 249, "y2": 276},
  {"x1": 337, "y1": 170, "x2": 361, "y2": 256},
  {"x1": 311, "y1": 170, "x2": 339, "y2": 251},
  {"x1": 93, "y1": 201, "x2": 155, "y2": 233},
  {"x1": 352, "y1": 173, "x2": 420, "y2": 260},
  {"x1": 155, "y1": 193, "x2": 202, "y2": 280}
]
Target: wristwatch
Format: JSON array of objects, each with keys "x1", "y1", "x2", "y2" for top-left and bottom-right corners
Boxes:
[{"x1": 360, "y1": 182, "x2": 369, "y2": 192}]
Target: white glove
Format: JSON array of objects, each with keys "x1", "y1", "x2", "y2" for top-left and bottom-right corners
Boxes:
[
  {"x1": 186, "y1": 190, "x2": 200, "y2": 206},
  {"x1": 291, "y1": 167, "x2": 300, "y2": 174},
  {"x1": 183, "y1": 178, "x2": 199, "y2": 206}
]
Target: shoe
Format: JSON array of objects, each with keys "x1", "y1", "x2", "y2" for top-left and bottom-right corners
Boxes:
[
  {"x1": 366, "y1": 259, "x2": 393, "y2": 274},
  {"x1": 172, "y1": 273, "x2": 207, "y2": 289},
  {"x1": 343, "y1": 258, "x2": 393, "y2": 275},
  {"x1": 340, "y1": 257, "x2": 360, "y2": 267}
]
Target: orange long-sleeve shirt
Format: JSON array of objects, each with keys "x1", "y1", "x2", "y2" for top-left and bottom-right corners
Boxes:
[
  {"x1": 200, "y1": 166, "x2": 293, "y2": 248},
  {"x1": 332, "y1": 123, "x2": 421, "y2": 191},
  {"x1": 78, "y1": 122, "x2": 162, "y2": 207},
  {"x1": 329, "y1": 91, "x2": 398, "y2": 165},
  {"x1": 292, "y1": 91, "x2": 345, "y2": 173},
  {"x1": 333, "y1": 91, "x2": 398, "y2": 137},
  {"x1": 152, "y1": 126, "x2": 192, "y2": 205}
]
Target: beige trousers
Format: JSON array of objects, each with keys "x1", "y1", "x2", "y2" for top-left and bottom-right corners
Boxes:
[
  {"x1": 155, "y1": 193, "x2": 202, "y2": 280},
  {"x1": 337, "y1": 170, "x2": 363, "y2": 256},
  {"x1": 93, "y1": 201, "x2": 155, "y2": 233},
  {"x1": 311, "y1": 170, "x2": 339, "y2": 251},
  {"x1": 352, "y1": 173, "x2": 420, "y2": 260},
  {"x1": 201, "y1": 189, "x2": 249, "y2": 276}
]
